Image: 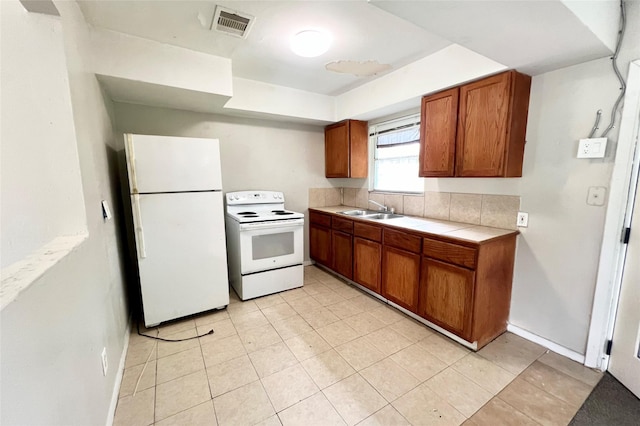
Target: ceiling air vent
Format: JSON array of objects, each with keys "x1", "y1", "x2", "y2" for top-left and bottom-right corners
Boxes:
[{"x1": 211, "y1": 6, "x2": 254, "y2": 39}]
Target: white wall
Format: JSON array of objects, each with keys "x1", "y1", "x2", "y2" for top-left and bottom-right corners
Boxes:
[
  {"x1": 1, "y1": 1, "x2": 129, "y2": 424},
  {"x1": 113, "y1": 102, "x2": 329, "y2": 260},
  {"x1": 511, "y1": 2, "x2": 639, "y2": 354},
  {"x1": 0, "y1": 0, "x2": 86, "y2": 268}
]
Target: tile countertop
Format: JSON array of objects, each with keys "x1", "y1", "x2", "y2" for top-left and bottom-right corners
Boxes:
[{"x1": 310, "y1": 206, "x2": 519, "y2": 244}]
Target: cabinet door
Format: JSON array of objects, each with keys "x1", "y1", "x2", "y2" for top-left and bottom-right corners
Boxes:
[
  {"x1": 419, "y1": 258, "x2": 475, "y2": 340},
  {"x1": 325, "y1": 122, "x2": 350, "y2": 178},
  {"x1": 348, "y1": 120, "x2": 369, "y2": 178},
  {"x1": 419, "y1": 88, "x2": 459, "y2": 177},
  {"x1": 353, "y1": 237, "x2": 381, "y2": 293},
  {"x1": 332, "y1": 230, "x2": 353, "y2": 279},
  {"x1": 310, "y1": 225, "x2": 332, "y2": 267},
  {"x1": 456, "y1": 72, "x2": 511, "y2": 177},
  {"x1": 382, "y1": 246, "x2": 420, "y2": 312}
]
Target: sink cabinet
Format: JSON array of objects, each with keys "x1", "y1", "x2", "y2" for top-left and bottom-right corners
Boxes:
[
  {"x1": 419, "y1": 70, "x2": 531, "y2": 178},
  {"x1": 308, "y1": 208, "x2": 517, "y2": 349},
  {"x1": 381, "y1": 229, "x2": 422, "y2": 312},
  {"x1": 325, "y1": 120, "x2": 368, "y2": 178},
  {"x1": 353, "y1": 222, "x2": 383, "y2": 293}
]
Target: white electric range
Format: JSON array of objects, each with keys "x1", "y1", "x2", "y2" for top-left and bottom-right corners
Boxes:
[{"x1": 224, "y1": 190, "x2": 304, "y2": 300}]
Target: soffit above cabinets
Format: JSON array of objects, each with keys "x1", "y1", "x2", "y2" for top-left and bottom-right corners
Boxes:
[{"x1": 77, "y1": 1, "x2": 619, "y2": 123}]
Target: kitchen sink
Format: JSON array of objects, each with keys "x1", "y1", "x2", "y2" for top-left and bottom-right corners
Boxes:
[
  {"x1": 339, "y1": 209, "x2": 378, "y2": 216},
  {"x1": 363, "y1": 213, "x2": 404, "y2": 220},
  {"x1": 338, "y1": 209, "x2": 404, "y2": 220}
]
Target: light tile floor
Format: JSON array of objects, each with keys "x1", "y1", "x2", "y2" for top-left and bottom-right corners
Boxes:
[{"x1": 114, "y1": 266, "x2": 603, "y2": 426}]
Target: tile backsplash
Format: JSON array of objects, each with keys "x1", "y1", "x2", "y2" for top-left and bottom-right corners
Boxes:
[{"x1": 308, "y1": 188, "x2": 520, "y2": 230}]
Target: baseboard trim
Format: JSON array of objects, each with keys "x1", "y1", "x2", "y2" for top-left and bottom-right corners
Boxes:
[
  {"x1": 507, "y1": 323, "x2": 585, "y2": 364},
  {"x1": 106, "y1": 322, "x2": 131, "y2": 426},
  {"x1": 303, "y1": 260, "x2": 314, "y2": 266}
]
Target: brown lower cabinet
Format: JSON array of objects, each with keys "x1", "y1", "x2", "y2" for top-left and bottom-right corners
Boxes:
[
  {"x1": 382, "y1": 246, "x2": 420, "y2": 312},
  {"x1": 309, "y1": 208, "x2": 517, "y2": 349},
  {"x1": 418, "y1": 258, "x2": 475, "y2": 341},
  {"x1": 332, "y1": 230, "x2": 353, "y2": 279},
  {"x1": 309, "y1": 211, "x2": 332, "y2": 268},
  {"x1": 353, "y1": 237, "x2": 381, "y2": 293},
  {"x1": 310, "y1": 224, "x2": 331, "y2": 267}
]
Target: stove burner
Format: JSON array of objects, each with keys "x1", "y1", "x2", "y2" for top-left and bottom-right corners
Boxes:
[
  {"x1": 242, "y1": 215, "x2": 259, "y2": 218},
  {"x1": 271, "y1": 210, "x2": 285, "y2": 213},
  {"x1": 238, "y1": 211, "x2": 257, "y2": 215},
  {"x1": 274, "y1": 211, "x2": 294, "y2": 215}
]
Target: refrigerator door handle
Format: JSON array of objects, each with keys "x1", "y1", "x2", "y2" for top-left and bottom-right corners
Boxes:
[
  {"x1": 125, "y1": 134, "x2": 138, "y2": 193},
  {"x1": 132, "y1": 194, "x2": 147, "y2": 259}
]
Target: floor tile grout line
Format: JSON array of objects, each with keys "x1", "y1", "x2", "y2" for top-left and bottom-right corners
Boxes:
[
  {"x1": 448, "y1": 352, "x2": 517, "y2": 396},
  {"x1": 319, "y1": 371, "x2": 361, "y2": 426},
  {"x1": 359, "y1": 360, "x2": 426, "y2": 406},
  {"x1": 490, "y1": 396, "x2": 545, "y2": 425},
  {"x1": 535, "y1": 349, "x2": 602, "y2": 389},
  {"x1": 261, "y1": 371, "x2": 321, "y2": 415},
  {"x1": 515, "y1": 362, "x2": 592, "y2": 412},
  {"x1": 501, "y1": 365, "x2": 579, "y2": 422},
  {"x1": 419, "y1": 364, "x2": 492, "y2": 421},
  {"x1": 152, "y1": 342, "x2": 158, "y2": 424},
  {"x1": 197, "y1": 326, "x2": 225, "y2": 426}
]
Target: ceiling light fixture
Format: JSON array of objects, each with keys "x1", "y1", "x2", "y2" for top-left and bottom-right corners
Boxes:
[{"x1": 290, "y1": 30, "x2": 332, "y2": 58}]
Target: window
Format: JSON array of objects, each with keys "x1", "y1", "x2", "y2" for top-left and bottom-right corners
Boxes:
[{"x1": 371, "y1": 113, "x2": 423, "y2": 193}]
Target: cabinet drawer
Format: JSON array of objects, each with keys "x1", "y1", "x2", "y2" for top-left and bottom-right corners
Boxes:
[
  {"x1": 423, "y1": 238, "x2": 477, "y2": 269},
  {"x1": 354, "y1": 222, "x2": 382, "y2": 242},
  {"x1": 309, "y1": 211, "x2": 331, "y2": 228},
  {"x1": 384, "y1": 229, "x2": 421, "y2": 253},
  {"x1": 332, "y1": 216, "x2": 353, "y2": 234}
]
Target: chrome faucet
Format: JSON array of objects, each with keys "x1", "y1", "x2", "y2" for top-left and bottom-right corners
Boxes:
[{"x1": 368, "y1": 199, "x2": 394, "y2": 214}]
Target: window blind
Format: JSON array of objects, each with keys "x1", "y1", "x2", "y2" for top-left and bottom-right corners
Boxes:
[{"x1": 370, "y1": 114, "x2": 420, "y2": 148}]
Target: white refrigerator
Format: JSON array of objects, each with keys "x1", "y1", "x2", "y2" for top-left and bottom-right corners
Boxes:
[{"x1": 123, "y1": 133, "x2": 229, "y2": 327}]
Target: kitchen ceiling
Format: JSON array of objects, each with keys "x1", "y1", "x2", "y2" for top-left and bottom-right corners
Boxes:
[{"x1": 78, "y1": 0, "x2": 616, "y2": 97}]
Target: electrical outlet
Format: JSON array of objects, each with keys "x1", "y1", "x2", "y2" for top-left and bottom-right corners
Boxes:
[
  {"x1": 517, "y1": 212, "x2": 529, "y2": 227},
  {"x1": 101, "y1": 347, "x2": 108, "y2": 376},
  {"x1": 577, "y1": 137, "x2": 607, "y2": 158}
]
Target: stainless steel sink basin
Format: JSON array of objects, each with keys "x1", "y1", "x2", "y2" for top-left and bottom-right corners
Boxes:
[
  {"x1": 339, "y1": 209, "x2": 378, "y2": 216},
  {"x1": 338, "y1": 209, "x2": 404, "y2": 220},
  {"x1": 363, "y1": 213, "x2": 404, "y2": 220}
]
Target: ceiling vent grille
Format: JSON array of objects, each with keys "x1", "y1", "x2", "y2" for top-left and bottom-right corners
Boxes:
[{"x1": 211, "y1": 6, "x2": 254, "y2": 39}]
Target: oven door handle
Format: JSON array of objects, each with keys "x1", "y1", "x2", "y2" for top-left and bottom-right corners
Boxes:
[{"x1": 239, "y1": 219, "x2": 304, "y2": 231}]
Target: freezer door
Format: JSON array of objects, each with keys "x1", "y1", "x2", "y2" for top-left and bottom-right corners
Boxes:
[
  {"x1": 125, "y1": 134, "x2": 222, "y2": 193},
  {"x1": 131, "y1": 191, "x2": 229, "y2": 326}
]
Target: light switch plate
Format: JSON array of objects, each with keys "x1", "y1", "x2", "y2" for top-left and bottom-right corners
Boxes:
[
  {"x1": 517, "y1": 212, "x2": 529, "y2": 227},
  {"x1": 577, "y1": 137, "x2": 607, "y2": 158}
]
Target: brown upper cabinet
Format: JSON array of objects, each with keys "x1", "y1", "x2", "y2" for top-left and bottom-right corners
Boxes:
[
  {"x1": 419, "y1": 88, "x2": 459, "y2": 177},
  {"x1": 325, "y1": 119, "x2": 368, "y2": 178},
  {"x1": 419, "y1": 70, "x2": 531, "y2": 178}
]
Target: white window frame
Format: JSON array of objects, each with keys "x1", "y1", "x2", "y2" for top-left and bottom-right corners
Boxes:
[{"x1": 369, "y1": 113, "x2": 423, "y2": 194}]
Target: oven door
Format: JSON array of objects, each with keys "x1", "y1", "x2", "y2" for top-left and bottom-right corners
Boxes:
[{"x1": 239, "y1": 219, "x2": 304, "y2": 274}]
